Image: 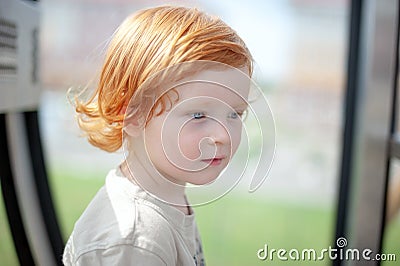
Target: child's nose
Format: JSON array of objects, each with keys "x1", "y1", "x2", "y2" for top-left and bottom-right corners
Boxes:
[{"x1": 208, "y1": 120, "x2": 230, "y2": 145}]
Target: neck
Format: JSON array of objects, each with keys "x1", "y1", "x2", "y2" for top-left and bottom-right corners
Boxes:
[{"x1": 120, "y1": 151, "x2": 188, "y2": 209}]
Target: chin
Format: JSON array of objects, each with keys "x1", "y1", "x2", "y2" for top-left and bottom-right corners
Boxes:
[{"x1": 187, "y1": 173, "x2": 221, "y2": 186}]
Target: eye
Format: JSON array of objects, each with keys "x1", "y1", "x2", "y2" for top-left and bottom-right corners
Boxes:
[
  {"x1": 228, "y1": 112, "x2": 239, "y2": 119},
  {"x1": 192, "y1": 112, "x2": 206, "y2": 120},
  {"x1": 228, "y1": 110, "x2": 245, "y2": 120}
]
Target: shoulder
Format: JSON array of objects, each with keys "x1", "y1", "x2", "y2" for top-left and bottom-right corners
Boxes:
[
  {"x1": 63, "y1": 170, "x2": 178, "y2": 265},
  {"x1": 63, "y1": 238, "x2": 168, "y2": 266}
]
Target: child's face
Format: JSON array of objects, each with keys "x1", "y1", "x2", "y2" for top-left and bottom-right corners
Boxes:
[{"x1": 143, "y1": 67, "x2": 250, "y2": 185}]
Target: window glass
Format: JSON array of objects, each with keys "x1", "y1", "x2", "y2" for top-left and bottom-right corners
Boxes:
[
  {"x1": 381, "y1": 38, "x2": 400, "y2": 265},
  {"x1": 39, "y1": 0, "x2": 348, "y2": 264}
]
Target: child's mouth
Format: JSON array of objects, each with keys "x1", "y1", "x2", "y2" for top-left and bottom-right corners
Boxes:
[{"x1": 201, "y1": 157, "x2": 224, "y2": 166}]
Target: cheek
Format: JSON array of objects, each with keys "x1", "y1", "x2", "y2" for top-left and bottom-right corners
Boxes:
[
  {"x1": 144, "y1": 116, "x2": 173, "y2": 163},
  {"x1": 229, "y1": 125, "x2": 242, "y2": 154},
  {"x1": 144, "y1": 125, "x2": 163, "y2": 160},
  {"x1": 148, "y1": 118, "x2": 203, "y2": 162},
  {"x1": 178, "y1": 125, "x2": 204, "y2": 160}
]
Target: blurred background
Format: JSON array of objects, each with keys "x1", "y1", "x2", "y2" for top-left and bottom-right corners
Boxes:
[{"x1": 0, "y1": 0, "x2": 399, "y2": 265}]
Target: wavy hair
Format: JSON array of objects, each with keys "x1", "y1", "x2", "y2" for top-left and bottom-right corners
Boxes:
[{"x1": 75, "y1": 6, "x2": 253, "y2": 152}]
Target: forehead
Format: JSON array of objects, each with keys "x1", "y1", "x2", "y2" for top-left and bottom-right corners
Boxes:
[{"x1": 173, "y1": 67, "x2": 250, "y2": 105}]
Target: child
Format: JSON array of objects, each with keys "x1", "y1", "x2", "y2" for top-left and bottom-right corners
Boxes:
[{"x1": 63, "y1": 5, "x2": 253, "y2": 266}]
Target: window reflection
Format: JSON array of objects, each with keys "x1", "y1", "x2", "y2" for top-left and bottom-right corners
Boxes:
[{"x1": 39, "y1": 0, "x2": 348, "y2": 264}]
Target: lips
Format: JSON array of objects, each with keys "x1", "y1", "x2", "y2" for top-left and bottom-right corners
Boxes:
[{"x1": 201, "y1": 156, "x2": 226, "y2": 166}]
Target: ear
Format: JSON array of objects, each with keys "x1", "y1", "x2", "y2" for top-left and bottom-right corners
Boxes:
[{"x1": 120, "y1": 100, "x2": 143, "y2": 138}]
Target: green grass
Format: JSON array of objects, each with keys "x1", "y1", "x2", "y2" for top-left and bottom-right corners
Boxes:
[
  {"x1": 49, "y1": 167, "x2": 106, "y2": 238},
  {"x1": 195, "y1": 193, "x2": 334, "y2": 265},
  {"x1": 1, "y1": 169, "x2": 399, "y2": 265},
  {"x1": 382, "y1": 220, "x2": 400, "y2": 266},
  {"x1": 0, "y1": 193, "x2": 18, "y2": 266}
]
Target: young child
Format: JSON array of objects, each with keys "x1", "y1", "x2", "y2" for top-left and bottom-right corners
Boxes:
[{"x1": 63, "y1": 5, "x2": 253, "y2": 266}]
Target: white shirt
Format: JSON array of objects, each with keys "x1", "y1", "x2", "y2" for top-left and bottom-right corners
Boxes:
[{"x1": 63, "y1": 169, "x2": 205, "y2": 265}]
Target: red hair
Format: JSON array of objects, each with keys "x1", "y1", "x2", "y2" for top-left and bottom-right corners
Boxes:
[{"x1": 75, "y1": 6, "x2": 253, "y2": 152}]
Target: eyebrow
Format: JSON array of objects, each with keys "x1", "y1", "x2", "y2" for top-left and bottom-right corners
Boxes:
[
  {"x1": 228, "y1": 102, "x2": 248, "y2": 111},
  {"x1": 179, "y1": 97, "x2": 248, "y2": 109}
]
